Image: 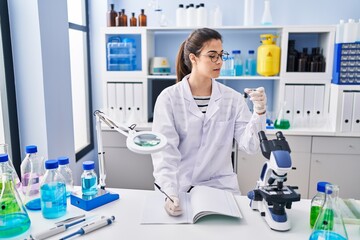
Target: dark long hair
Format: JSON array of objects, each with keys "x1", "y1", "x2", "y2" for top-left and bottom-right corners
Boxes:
[{"x1": 175, "y1": 28, "x2": 222, "y2": 82}]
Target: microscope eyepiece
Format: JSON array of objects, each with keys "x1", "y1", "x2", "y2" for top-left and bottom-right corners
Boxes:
[
  {"x1": 258, "y1": 131, "x2": 268, "y2": 142},
  {"x1": 276, "y1": 131, "x2": 286, "y2": 140}
]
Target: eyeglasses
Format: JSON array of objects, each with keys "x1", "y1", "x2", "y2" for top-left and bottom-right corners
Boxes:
[{"x1": 201, "y1": 51, "x2": 229, "y2": 63}]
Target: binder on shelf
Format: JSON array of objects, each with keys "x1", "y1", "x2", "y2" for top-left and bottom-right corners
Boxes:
[
  {"x1": 125, "y1": 83, "x2": 134, "y2": 124},
  {"x1": 284, "y1": 84, "x2": 294, "y2": 124},
  {"x1": 313, "y1": 85, "x2": 325, "y2": 117},
  {"x1": 303, "y1": 85, "x2": 315, "y2": 125},
  {"x1": 107, "y1": 83, "x2": 117, "y2": 121},
  {"x1": 133, "y1": 83, "x2": 143, "y2": 123},
  {"x1": 293, "y1": 85, "x2": 305, "y2": 128},
  {"x1": 351, "y1": 92, "x2": 360, "y2": 132},
  {"x1": 340, "y1": 91, "x2": 354, "y2": 132},
  {"x1": 116, "y1": 83, "x2": 126, "y2": 123}
]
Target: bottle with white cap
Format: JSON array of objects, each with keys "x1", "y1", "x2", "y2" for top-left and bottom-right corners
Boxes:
[{"x1": 335, "y1": 19, "x2": 345, "y2": 44}]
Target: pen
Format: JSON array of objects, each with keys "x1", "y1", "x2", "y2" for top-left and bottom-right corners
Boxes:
[
  {"x1": 30, "y1": 215, "x2": 87, "y2": 240},
  {"x1": 59, "y1": 216, "x2": 115, "y2": 240},
  {"x1": 154, "y1": 182, "x2": 174, "y2": 203}
]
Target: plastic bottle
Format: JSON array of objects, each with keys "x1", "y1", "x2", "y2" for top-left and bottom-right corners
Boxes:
[
  {"x1": 343, "y1": 18, "x2": 357, "y2": 43},
  {"x1": 261, "y1": 0, "x2": 273, "y2": 25},
  {"x1": 186, "y1": 4, "x2": 196, "y2": 27},
  {"x1": 20, "y1": 145, "x2": 45, "y2": 210},
  {"x1": 57, "y1": 157, "x2": 74, "y2": 197},
  {"x1": 130, "y1": 12, "x2": 137, "y2": 27},
  {"x1": 213, "y1": 6, "x2": 223, "y2": 27},
  {"x1": 310, "y1": 184, "x2": 348, "y2": 240},
  {"x1": 335, "y1": 19, "x2": 345, "y2": 44},
  {"x1": 0, "y1": 154, "x2": 31, "y2": 238},
  {"x1": 81, "y1": 161, "x2": 98, "y2": 196},
  {"x1": 107, "y1": 3, "x2": 117, "y2": 27},
  {"x1": 138, "y1": 9, "x2": 147, "y2": 26},
  {"x1": 176, "y1": 4, "x2": 186, "y2": 27},
  {"x1": 232, "y1": 50, "x2": 243, "y2": 76},
  {"x1": 196, "y1": 3, "x2": 207, "y2": 27},
  {"x1": 243, "y1": 0, "x2": 254, "y2": 26},
  {"x1": 40, "y1": 160, "x2": 67, "y2": 219},
  {"x1": 245, "y1": 50, "x2": 257, "y2": 76},
  {"x1": 257, "y1": 34, "x2": 280, "y2": 76},
  {"x1": 310, "y1": 182, "x2": 331, "y2": 228}
]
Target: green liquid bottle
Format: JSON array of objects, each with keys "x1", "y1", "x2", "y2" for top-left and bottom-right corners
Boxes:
[{"x1": 310, "y1": 181, "x2": 330, "y2": 228}]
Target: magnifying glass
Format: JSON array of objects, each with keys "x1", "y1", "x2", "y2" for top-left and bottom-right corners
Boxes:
[{"x1": 126, "y1": 130, "x2": 167, "y2": 154}]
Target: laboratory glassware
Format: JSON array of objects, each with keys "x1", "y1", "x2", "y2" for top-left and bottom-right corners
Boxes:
[
  {"x1": 0, "y1": 154, "x2": 31, "y2": 238},
  {"x1": 274, "y1": 102, "x2": 290, "y2": 129},
  {"x1": 138, "y1": 9, "x2": 147, "y2": 26},
  {"x1": 58, "y1": 156, "x2": 74, "y2": 197},
  {"x1": 107, "y1": 3, "x2": 117, "y2": 27},
  {"x1": 310, "y1": 184, "x2": 348, "y2": 240},
  {"x1": 21, "y1": 145, "x2": 45, "y2": 210},
  {"x1": 40, "y1": 160, "x2": 67, "y2": 219},
  {"x1": 310, "y1": 182, "x2": 331, "y2": 228},
  {"x1": 261, "y1": 0, "x2": 273, "y2": 25},
  {"x1": 130, "y1": 12, "x2": 137, "y2": 27},
  {"x1": 81, "y1": 161, "x2": 98, "y2": 196},
  {"x1": 0, "y1": 143, "x2": 21, "y2": 189},
  {"x1": 245, "y1": 50, "x2": 257, "y2": 76},
  {"x1": 232, "y1": 50, "x2": 243, "y2": 76}
]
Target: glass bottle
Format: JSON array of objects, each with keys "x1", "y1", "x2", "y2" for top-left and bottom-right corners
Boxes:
[
  {"x1": 232, "y1": 50, "x2": 243, "y2": 76},
  {"x1": 310, "y1": 184, "x2": 348, "y2": 240},
  {"x1": 130, "y1": 12, "x2": 137, "y2": 27},
  {"x1": 0, "y1": 154, "x2": 31, "y2": 238},
  {"x1": 138, "y1": 9, "x2": 147, "y2": 27},
  {"x1": 287, "y1": 40, "x2": 299, "y2": 72},
  {"x1": 261, "y1": 0, "x2": 273, "y2": 25},
  {"x1": 0, "y1": 143, "x2": 21, "y2": 189},
  {"x1": 40, "y1": 160, "x2": 67, "y2": 219},
  {"x1": 245, "y1": 50, "x2": 257, "y2": 76},
  {"x1": 81, "y1": 161, "x2": 98, "y2": 196},
  {"x1": 310, "y1": 181, "x2": 331, "y2": 228},
  {"x1": 20, "y1": 145, "x2": 45, "y2": 210},
  {"x1": 107, "y1": 3, "x2": 117, "y2": 27},
  {"x1": 57, "y1": 156, "x2": 74, "y2": 197},
  {"x1": 120, "y1": 9, "x2": 128, "y2": 27}
]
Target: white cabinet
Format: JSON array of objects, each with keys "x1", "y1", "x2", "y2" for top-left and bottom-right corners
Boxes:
[
  {"x1": 237, "y1": 134, "x2": 311, "y2": 198},
  {"x1": 309, "y1": 136, "x2": 360, "y2": 199}
]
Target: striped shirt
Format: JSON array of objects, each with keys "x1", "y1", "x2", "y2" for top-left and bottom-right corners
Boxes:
[{"x1": 194, "y1": 96, "x2": 210, "y2": 113}]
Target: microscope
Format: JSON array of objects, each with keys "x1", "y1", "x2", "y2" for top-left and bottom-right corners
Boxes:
[{"x1": 248, "y1": 131, "x2": 301, "y2": 231}]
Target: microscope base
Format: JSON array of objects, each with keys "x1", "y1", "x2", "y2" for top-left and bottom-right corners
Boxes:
[{"x1": 70, "y1": 188, "x2": 120, "y2": 211}]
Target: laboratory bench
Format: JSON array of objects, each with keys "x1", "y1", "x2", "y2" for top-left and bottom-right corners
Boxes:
[{"x1": 19, "y1": 188, "x2": 360, "y2": 240}]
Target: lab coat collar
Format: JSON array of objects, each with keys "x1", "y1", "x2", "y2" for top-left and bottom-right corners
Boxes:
[{"x1": 181, "y1": 76, "x2": 221, "y2": 122}]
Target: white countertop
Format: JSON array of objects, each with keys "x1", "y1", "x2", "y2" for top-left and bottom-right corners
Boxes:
[{"x1": 13, "y1": 188, "x2": 360, "y2": 240}]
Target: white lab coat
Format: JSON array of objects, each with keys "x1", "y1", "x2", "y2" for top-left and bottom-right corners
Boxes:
[{"x1": 152, "y1": 75, "x2": 266, "y2": 196}]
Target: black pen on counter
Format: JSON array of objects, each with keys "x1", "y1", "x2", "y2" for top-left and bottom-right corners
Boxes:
[{"x1": 154, "y1": 182, "x2": 174, "y2": 203}]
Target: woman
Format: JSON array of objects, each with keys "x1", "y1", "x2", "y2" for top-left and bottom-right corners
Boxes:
[{"x1": 151, "y1": 28, "x2": 267, "y2": 216}]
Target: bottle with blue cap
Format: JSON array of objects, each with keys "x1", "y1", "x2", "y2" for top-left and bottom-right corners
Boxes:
[
  {"x1": 81, "y1": 161, "x2": 98, "y2": 196},
  {"x1": 20, "y1": 145, "x2": 45, "y2": 210},
  {"x1": 310, "y1": 181, "x2": 331, "y2": 228},
  {"x1": 58, "y1": 156, "x2": 74, "y2": 197},
  {"x1": 0, "y1": 153, "x2": 31, "y2": 238},
  {"x1": 232, "y1": 50, "x2": 243, "y2": 76},
  {"x1": 40, "y1": 160, "x2": 67, "y2": 219}
]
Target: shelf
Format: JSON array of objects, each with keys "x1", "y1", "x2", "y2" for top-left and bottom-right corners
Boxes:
[{"x1": 146, "y1": 75, "x2": 280, "y2": 80}]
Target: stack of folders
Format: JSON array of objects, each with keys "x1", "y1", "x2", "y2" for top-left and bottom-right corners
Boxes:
[
  {"x1": 338, "y1": 198, "x2": 360, "y2": 224},
  {"x1": 107, "y1": 82, "x2": 143, "y2": 124}
]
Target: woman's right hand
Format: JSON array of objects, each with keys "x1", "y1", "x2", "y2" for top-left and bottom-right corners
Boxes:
[{"x1": 164, "y1": 195, "x2": 182, "y2": 216}]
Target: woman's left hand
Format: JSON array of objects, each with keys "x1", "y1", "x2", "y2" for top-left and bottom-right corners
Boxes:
[{"x1": 244, "y1": 87, "x2": 267, "y2": 115}]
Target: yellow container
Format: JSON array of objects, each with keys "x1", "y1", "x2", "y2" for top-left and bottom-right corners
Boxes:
[{"x1": 257, "y1": 34, "x2": 280, "y2": 76}]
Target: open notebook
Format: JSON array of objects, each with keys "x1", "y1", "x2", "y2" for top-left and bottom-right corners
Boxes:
[{"x1": 141, "y1": 185, "x2": 242, "y2": 224}]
